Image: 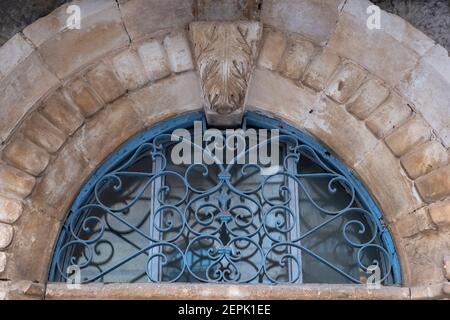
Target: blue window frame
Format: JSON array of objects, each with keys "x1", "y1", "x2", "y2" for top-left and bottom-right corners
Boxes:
[{"x1": 48, "y1": 112, "x2": 401, "y2": 285}]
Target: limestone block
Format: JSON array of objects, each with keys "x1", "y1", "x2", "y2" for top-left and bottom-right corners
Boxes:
[
  {"x1": 444, "y1": 256, "x2": 450, "y2": 280},
  {"x1": 6, "y1": 209, "x2": 60, "y2": 283},
  {"x1": 304, "y1": 97, "x2": 379, "y2": 167},
  {"x1": 257, "y1": 30, "x2": 287, "y2": 71},
  {"x1": 0, "y1": 252, "x2": 6, "y2": 273},
  {"x1": 163, "y1": 32, "x2": 194, "y2": 73},
  {"x1": 0, "y1": 34, "x2": 33, "y2": 77},
  {"x1": 328, "y1": 0, "x2": 420, "y2": 87},
  {"x1": 393, "y1": 208, "x2": 435, "y2": 238},
  {"x1": 31, "y1": 144, "x2": 91, "y2": 221},
  {"x1": 279, "y1": 35, "x2": 315, "y2": 80},
  {"x1": 20, "y1": 113, "x2": 66, "y2": 154},
  {"x1": 74, "y1": 97, "x2": 144, "y2": 166},
  {"x1": 429, "y1": 200, "x2": 450, "y2": 227},
  {"x1": 346, "y1": 79, "x2": 389, "y2": 120},
  {"x1": 0, "y1": 165, "x2": 35, "y2": 200},
  {"x1": 325, "y1": 62, "x2": 367, "y2": 104},
  {"x1": 355, "y1": 143, "x2": 422, "y2": 221},
  {"x1": 401, "y1": 141, "x2": 448, "y2": 180},
  {"x1": 65, "y1": 79, "x2": 104, "y2": 117},
  {"x1": 246, "y1": 68, "x2": 320, "y2": 126},
  {"x1": 137, "y1": 40, "x2": 171, "y2": 81},
  {"x1": 23, "y1": 0, "x2": 129, "y2": 78},
  {"x1": 399, "y1": 45, "x2": 450, "y2": 147},
  {"x1": 119, "y1": 0, "x2": 194, "y2": 41},
  {"x1": 402, "y1": 232, "x2": 449, "y2": 285},
  {"x1": 112, "y1": 49, "x2": 149, "y2": 90},
  {"x1": 415, "y1": 165, "x2": 450, "y2": 203},
  {"x1": 85, "y1": 61, "x2": 126, "y2": 103},
  {"x1": 0, "y1": 197, "x2": 23, "y2": 224},
  {"x1": 261, "y1": 0, "x2": 345, "y2": 44},
  {"x1": 0, "y1": 53, "x2": 59, "y2": 144},
  {"x1": 3, "y1": 137, "x2": 50, "y2": 176},
  {"x1": 410, "y1": 284, "x2": 445, "y2": 299},
  {"x1": 302, "y1": 49, "x2": 340, "y2": 91},
  {"x1": 385, "y1": 116, "x2": 432, "y2": 157},
  {"x1": 40, "y1": 91, "x2": 84, "y2": 136},
  {"x1": 130, "y1": 72, "x2": 202, "y2": 126},
  {"x1": 195, "y1": 0, "x2": 246, "y2": 21},
  {"x1": 0, "y1": 223, "x2": 14, "y2": 250},
  {"x1": 366, "y1": 94, "x2": 412, "y2": 138}
]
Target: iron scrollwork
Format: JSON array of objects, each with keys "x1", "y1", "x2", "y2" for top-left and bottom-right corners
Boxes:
[{"x1": 51, "y1": 116, "x2": 395, "y2": 285}]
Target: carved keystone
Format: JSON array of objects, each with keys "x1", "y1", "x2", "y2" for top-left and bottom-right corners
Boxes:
[{"x1": 190, "y1": 21, "x2": 262, "y2": 126}]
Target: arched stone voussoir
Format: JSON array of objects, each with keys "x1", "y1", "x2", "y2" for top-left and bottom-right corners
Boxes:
[{"x1": 22, "y1": 0, "x2": 130, "y2": 80}]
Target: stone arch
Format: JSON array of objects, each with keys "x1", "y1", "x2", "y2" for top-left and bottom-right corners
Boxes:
[{"x1": 0, "y1": 0, "x2": 449, "y2": 299}]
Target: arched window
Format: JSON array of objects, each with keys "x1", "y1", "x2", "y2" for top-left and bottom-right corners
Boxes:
[{"x1": 49, "y1": 112, "x2": 401, "y2": 285}]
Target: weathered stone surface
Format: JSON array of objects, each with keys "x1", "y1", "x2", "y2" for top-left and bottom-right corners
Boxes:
[
  {"x1": 261, "y1": 0, "x2": 345, "y2": 44},
  {"x1": 410, "y1": 283, "x2": 445, "y2": 299},
  {"x1": 21, "y1": 113, "x2": 66, "y2": 154},
  {"x1": 164, "y1": 31, "x2": 194, "y2": 74},
  {"x1": 415, "y1": 165, "x2": 450, "y2": 203},
  {"x1": 75, "y1": 96, "x2": 144, "y2": 166},
  {"x1": 137, "y1": 40, "x2": 171, "y2": 81},
  {"x1": 3, "y1": 137, "x2": 50, "y2": 176},
  {"x1": 40, "y1": 91, "x2": 84, "y2": 136},
  {"x1": 302, "y1": 49, "x2": 341, "y2": 91},
  {"x1": 195, "y1": 0, "x2": 247, "y2": 21},
  {"x1": 325, "y1": 62, "x2": 367, "y2": 104},
  {"x1": 399, "y1": 45, "x2": 450, "y2": 147},
  {"x1": 130, "y1": 72, "x2": 202, "y2": 126},
  {"x1": 346, "y1": 79, "x2": 389, "y2": 120},
  {"x1": 31, "y1": 144, "x2": 91, "y2": 221},
  {"x1": 65, "y1": 79, "x2": 104, "y2": 117},
  {"x1": 258, "y1": 30, "x2": 287, "y2": 71},
  {"x1": 0, "y1": 252, "x2": 6, "y2": 273},
  {"x1": 246, "y1": 68, "x2": 319, "y2": 126},
  {"x1": 0, "y1": 164, "x2": 35, "y2": 199},
  {"x1": 385, "y1": 116, "x2": 432, "y2": 157},
  {"x1": 0, "y1": 53, "x2": 59, "y2": 144},
  {"x1": 6, "y1": 208, "x2": 60, "y2": 283},
  {"x1": 2, "y1": 280, "x2": 45, "y2": 300},
  {"x1": 328, "y1": 0, "x2": 421, "y2": 88},
  {"x1": 393, "y1": 208, "x2": 435, "y2": 238},
  {"x1": 112, "y1": 49, "x2": 149, "y2": 90},
  {"x1": 85, "y1": 61, "x2": 126, "y2": 103},
  {"x1": 0, "y1": 223, "x2": 14, "y2": 250},
  {"x1": 119, "y1": 0, "x2": 194, "y2": 41},
  {"x1": 355, "y1": 143, "x2": 422, "y2": 221},
  {"x1": 344, "y1": 0, "x2": 435, "y2": 56},
  {"x1": 0, "y1": 34, "x2": 33, "y2": 77},
  {"x1": 23, "y1": 0, "x2": 129, "y2": 79},
  {"x1": 401, "y1": 141, "x2": 448, "y2": 180},
  {"x1": 279, "y1": 36, "x2": 315, "y2": 80},
  {"x1": 0, "y1": 197, "x2": 23, "y2": 224},
  {"x1": 305, "y1": 97, "x2": 379, "y2": 167},
  {"x1": 402, "y1": 231, "x2": 449, "y2": 285},
  {"x1": 191, "y1": 21, "x2": 261, "y2": 125},
  {"x1": 45, "y1": 282, "x2": 410, "y2": 300},
  {"x1": 445, "y1": 256, "x2": 450, "y2": 280},
  {"x1": 366, "y1": 94, "x2": 412, "y2": 138},
  {"x1": 429, "y1": 200, "x2": 450, "y2": 227}
]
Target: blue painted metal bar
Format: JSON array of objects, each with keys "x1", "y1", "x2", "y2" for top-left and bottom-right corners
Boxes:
[{"x1": 48, "y1": 111, "x2": 401, "y2": 285}]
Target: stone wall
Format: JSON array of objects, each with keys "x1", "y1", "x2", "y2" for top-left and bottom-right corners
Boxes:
[{"x1": 0, "y1": 0, "x2": 449, "y2": 299}]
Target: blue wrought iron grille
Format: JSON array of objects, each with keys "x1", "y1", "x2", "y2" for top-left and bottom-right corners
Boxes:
[{"x1": 49, "y1": 112, "x2": 401, "y2": 285}]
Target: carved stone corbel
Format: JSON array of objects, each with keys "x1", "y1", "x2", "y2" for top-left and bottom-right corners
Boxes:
[{"x1": 190, "y1": 21, "x2": 262, "y2": 126}]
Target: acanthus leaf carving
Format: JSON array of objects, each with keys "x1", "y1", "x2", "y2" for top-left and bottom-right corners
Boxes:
[{"x1": 190, "y1": 21, "x2": 262, "y2": 125}]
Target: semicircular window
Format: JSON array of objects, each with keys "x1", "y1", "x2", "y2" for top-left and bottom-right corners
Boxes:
[{"x1": 49, "y1": 112, "x2": 401, "y2": 285}]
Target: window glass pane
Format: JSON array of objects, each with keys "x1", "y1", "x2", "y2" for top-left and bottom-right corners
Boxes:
[{"x1": 50, "y1": 114, "x2": 396, "y2": 285}]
